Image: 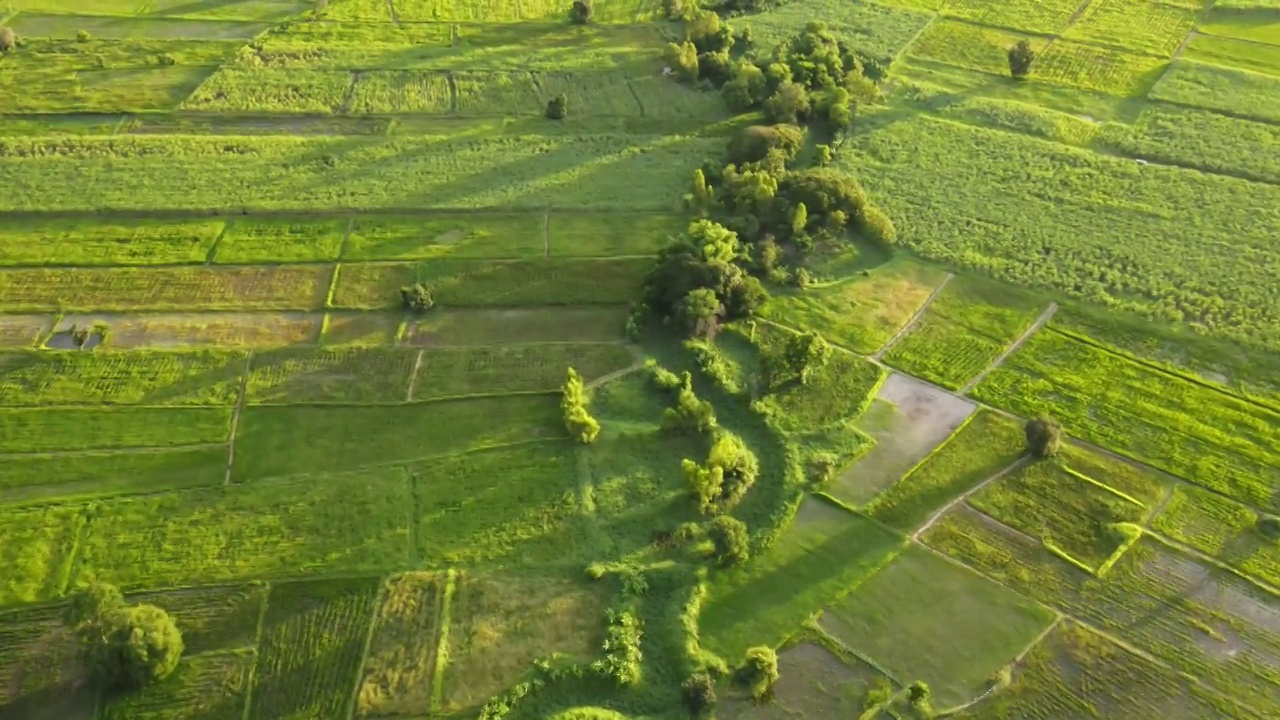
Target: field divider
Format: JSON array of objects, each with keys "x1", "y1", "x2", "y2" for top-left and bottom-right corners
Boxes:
[
  {"x1": 324, "y1": 263, "x2": 343, "y2": 309},
  {"x1": 224, "y1": 352, "x2": 253, "y2": 485},
  {"x1": 205, "y1": 219, "x2": 231, "y2": 264},
  {"x1": 405, "y1": 349, "x2": 425, "y2": 402},
  {"x1": 430, "y1": 569, "x2": 459, "y2": 713},
  {"x1": 911, "y1": 456, "x2": 1030, "y2": 542},
  {"x1": 871, "y1": 271, "x2": 953, "y2": 361},
  {"x1": 1061, "y1": 466, "x2": 1145, "y2": 508},
  {"x1": 240, "y1": 581, "x2": 273, "y2": 720},
  {"x1": 542, "y1": 212, "x2": 551, "y2": 256},
  {"x1": 958, "y1": 301, "x2": 1058, "y2": 396},
  {"x1": 344, "y1": 578, "x2": 388, "y2": 720},
  {"x1": 863, "y1": 410, "x2": 979, "y2": 515},
  {"x1": 57, "y1": 507, "x2": 93, "y2": 599}
]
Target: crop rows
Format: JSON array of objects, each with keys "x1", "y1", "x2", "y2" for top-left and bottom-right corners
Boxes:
[
  {"x1": 0, "y1": 446, "x2": 227, "y2": 506},
  {"x1": 1149, "y1": 59, "x2": 1280, "y2": 124},
  {"x1": 101, "y1": 651, "x2": 254, "y2": 720},
  {"x1": 348, "y1": 70, "x2": 453, "y2": 114},
  {"x1": 0, "y1": 604, "x2": 88, "y2": 714},
  {"x1": 0, "y1": 406, "x2": 231, "y2": 452},
  {"x1": 973, "y1": 328, "x2": 1280, "y2": 510},
  {"x1": 1152, "y1": 484, "x2": 1280, "y2": 589},
  {"x1": 906, "y1": 20, "x2": 1051, "y2": 75},
  {"x1": 1096, "y1": 103, "x2": 1280, "y2": 185},
  {"x1": 0, "y1": 504, "x2": 83, "y2": 606},
  {"x1": 1184, "y1": 33, "x2": 1280, "y2": 76},
  {"x1": 454, "y1": 71, "x2": 641, "y2": 116},
  {"x1": 0, "y1": 349, "x2": 244, "y2": 406},
  {"x1": 1064, "y1": 0, "x2": 1198, "y2": 57},
  {"x1": 131, "y1": 583, "x2": 267, "y2": 654},
  {"x1": 0, "y1": 64, "x2": 215, "y2": 114},
  {"x1": 246, "y1": 347, "x2": 420, "y2": 403},
  {"x1": 345, "y1": 213, "x2": 544, "y2": 260},
  {"x1": 730, "y1": 0, "x2": 932, "y2": 62},
  {"x1": 943, "y1": 0, "x2": 1084, "y2": 34},
  {"x1": 356, "y1": 572, "x2": 443, "y2": 717},
  {"x1": 182, "y1": 68, "x2": 354, "y2": 113},
  {"x1": 404, "y1": 307, "x2": 627, "y2": 345},
  {"x1": 214, "y1": 217, "x2": 348, "y2": 264},
  {"x1": 1034, "y1": 40, "x2": 1167, "y2": 95},
  {"x1": 0, "y1": 217, "x2": 224, "y2": 267},
  {"x1": 414, "y1": 343, "x2": 632, "y2": 400}
]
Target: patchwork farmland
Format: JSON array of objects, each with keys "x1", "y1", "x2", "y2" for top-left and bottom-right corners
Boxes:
[{"x1": 0, "y1": 0, "x2": 1277, "y2": 717}]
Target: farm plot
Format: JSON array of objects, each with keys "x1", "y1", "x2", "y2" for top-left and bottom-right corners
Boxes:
[
  {"x1": 821, "y1": 546, "x2": 1054, "y2": 708},
  {"x1": 1149, "y1": 59, "x2": 1280, "y2": 123},
  {"x1": 0, "y1": 504, "x2": 82, "y2": 607},
  {"x1": 245, "y1": 346, "x2": 420, "y2": 403},
  {"x1": 332, "y1": 257, "x2": 648, "y2": 309},
  {"x1": 1064, "y1": 0, "x2": 1198, "y2": 56},
  {"x1": 343, "y1": 213, "x2": 545, "y2": 261},
  {"x1": 762, "y1": 258, "x2": 948, "y2": 354},
  {"x1": 181, "y1": 67, "x2": 355, "y2": 113},
  {"x1": 721, "y1": 642, "x2": 888, "y2": 720},
  {"x1": 0, "y1": 350, "x2": 244, "y2": 406},
  {"x1": 355, "y1": 572, "x2": 443, "y2": 718},
  {"x1": 0, "y1": 605, "x2": 93, "y2": 720},
  {"x1": 1183, "y1": 33, "x2": 1280, "y2": 75},
  {"x1": 0, "y1": 446, "x2": 227, "y2": 506},
  {"x1": 5, "y1": 13, "x2": 268, "y2": 40},
  {"x1": 130, "y1": 583, "x2": 266, "y2": 654},
  {"x1": 882, "y1": 276, "x2": 1044, "y2": 390},
  {"x1": 751, "y1": 342, "x2": 887, "y2": 434},
  {"x1": 973, "y1": 329, "x2": 1280, "y2": 510},
  {"x1": 441, "y1": 571, "x2": 605, "y2": 713},
  {"x1": 76, "y1": 467, "x2": 412, "y2": 588},
  {"x1": 0, "y1": 64, "x2": 216, "y2": 114},
  {"x1": 1032, "y1": 40, "x2": 1168, "y2": 95},
  {"x1": 700, "y1": 498, "x2": 903, "y2": 660},
  {"x1": 453, "y1": 71, "x2": 643, "y2": 116},
  {"x1": 413, "y1": 343, "x2": 633, "y2": 400},
  {"x1": 100, "y1": 651, "x2": 254, "y2": 720},
  {"x1": 826, "y1": 373, "x2": 976, "y2": 507},
  {"x1": 1197, "y1": 3, "x2": 1280, "y2": 45},
  {"x1": 250, "y1": 577, "x2": 381, "y2": 720},
  {"x1": 0, "y1": 37, "x2": 243, "y2": 70},
  {"x1": 213, "y1": 217, "x2": 347, "y2": 263},
  {"x1": 728, "y1": 0, "x2": 932, "y2": 62},
  {"x1": 233, "y1": 394, "x2": 561, "y2": 478},
  {"x1": 926, "y1": 95, "x2": 1104, "y2": 145},
  {"x1": 943, "y1": 0, "x2": 1085, "y2": 35},
  {"x1": 1096, "y1": 104, "x2": 1280, "y2": 184},
  {"x1": 348, "y1": 71, "x2": 454, "y2": 114},
  {"x1": 0, "y1": 217, "x2": 223, "y2": 267},
  {"x1": 404, "y1": 307, "x2": 627, "y2": 345},
  {"x1": 0, "y1": 315, "x2": 50, "y2": 348},
  {"x1": 0, "y1": 406, "x2": 231, "y2": 452},
  {"x1": 970, "y1": 621, "x2": 1255, "y2": 720},
  {"x1": 1152, "y1": 484, "x2": 1280, "y2": 589},
  {"x1": 546, "y1": 213, "x2": 684, "y2": 257},
  {"x1": 59, "y1": 311, "x2": 323, "y2": 349},
  {"x1": 865, "y1": 409, "x2": 1025, "y2": 532},
  {"x1": 0, "y1": 265, "x2": 333, "y2": 312},
  {"x1": 969, "y1": 459, "x2": 1147, "y2": 570},
  {"x1": 321, "y1": 311, "x2": 402, "y2": 345},
  {"x1": 393, "y1": 0, "x2": 661, "y2": 22},
  {"x1": 905, "y1": 20, "x2": 1051, "y2": 75},
  {"x1": 410, "y1": 442, "x2": 584, "y2": 567}
]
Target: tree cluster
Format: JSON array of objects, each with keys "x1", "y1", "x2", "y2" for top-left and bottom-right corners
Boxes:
[
  {"x1": 70, "y1": 582, "x2": 184, "y2": 692},
  {"x1": 682, "y1": 431, "x2": 759, "y2": 514},
  {"x1": 561, "y1": 367, "x2": 600, "y2": 444},
  {"x1": 765, "y1": 330, "x2": 830, "y2": 387},
  {"x1": 400, "y1": 283, "x2": 434, "y2": 313},
  {"x1": 661, "y1": 372, "x2": 717, "y2": 434}
]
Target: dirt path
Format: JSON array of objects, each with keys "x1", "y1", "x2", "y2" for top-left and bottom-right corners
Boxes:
[
  {"x1": 872, "y1": 272, "x2": 954, "y2": 361},
  {"x1": 911, "y1": 456, "x2": 1029, "y2": 542},
  {"x1": 585, "y1": 345, "x2": 645, "y2": 390},
  {"x1": 959, "y1": 302, "x2": 1058, "y2": 396},
  {"x1": 405, "y1": 349, "x2": 425, "y2": 401},
  {"x1": 224, "y1": 353, "x2": 253, "y2": 485},
  {"x1": 1172, "y1": 29, "x2": 1197, "y2": 60}
]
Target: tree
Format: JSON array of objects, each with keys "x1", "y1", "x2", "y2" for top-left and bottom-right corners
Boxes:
[
  {"x1": 1024, "y1": 415, "x2": 1063, "y2": 459},
  {"x1": 569, "y1": 0, "x2": 591, "y2": 23},
  {"x1": 71, "y1": 582, "x2": 184, "y2": 691},
  {"x1": 678, "y1": 288, "x2": 723, "y2": 338},
  {"x1": 665, "y1": 41, "x2": 700, "y2": 84},
  {"x1": 0, "y1": 26, "x2": 16, "y2": 53},
  {"x1": 562, "y1": 368, "x2": 600, "y2": 444},
  {"x1": 784, "y1": 331, "x2": 830, "y2": 384},
  {"x1": 1008, "y1": 40, "x2": 1035, "y2": 79},
  {"x1": 690, "y1": 168, "x2": 712, "y2": 211},
  {"x1": 763, "y1": 81, "x2": 810, "y2": 124},
  {"x1": 683, "y1": 458, "x2": 724, "y2": 515},
  {"x1": 663, "y1": 377, "x2": 717, "y2": 434},
  {"x1": 682, "y1": 672, "x2": 717, "y2": 716},
  {"x1": 906, "y1": 681, "x2": 934, "y2": 718},
  {"x1": 707, "y1": 515, "x2": 750, "y2": 566},
  {"x1": 739, "y1": 646, "x2": 778, "y2": 700},
  {"x1": 728, "y1": 124, "x2": 805, "y2": 167},
  {"x1": 400, "y1": 283, "x2": 434, "y2": 313},
  {"x1": 546, "y1": 93, "x2": 568, "y2": 119},
  {"x1": 790, "y1": 202, "x2": 808, "y2": 236}
]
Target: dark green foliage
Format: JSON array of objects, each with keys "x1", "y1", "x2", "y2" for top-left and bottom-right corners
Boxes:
[
  {"x1": 663, "y1": 375, "x2": 717, "y2": 434},
  {"x1": 784, "y1": 330, "x2": 831, "y2": 385},
  {"x1": 1025, "y1": 415, "x2": 1064, "y2": 459},
  {"x1": 777, "y1": 168, "x2": 867, "y2": 235},
  {"x1": 682, "y1": 671, "x2": 717, "y2": 716},
  {"x1": 1008, "y1": 40, "x2": 1035, "y2": 79},
  {"x1": 685, "y1": 9, "x2": 731, "y2": 54},
  {"x1": 562, "y1": 367, "x2": 600, "y2": 443},
  {"x1": 642, "y1": 220, "x2": 769, "y2": 330},
  {"x1": 764, "y1": 81, "x2": 810, "y2": 124},
  {"x1": 569, "y1": 0, "x2": 592, "y2": 23},
  {"x1": 728, "y1": 124, "x2": 805, "y2": 167},
  {"x1": 722, "y1": 63, "x2": 768, "y2": 112},
  {"x1": 1258, "y1": 515, "x2": 1280, "y2": 542},
  {"x1": 679, "y1": 288, "x2": 724, "y2": 338},
  {"x1": 684, "y1": 431, "x2": 760, "y2": 513},
  {"x1": 0, "y1": 27, "x2": 16, "y2": 53},
  {"x1": 738, "y1": 645, "x2": 778, "y2": 699},
  {"x1": 708, "y1": 515, "x2": 751, "y2": 566},
  {"x1": 698, "y1": 50, "x2": 732, "y2": 85},
  {"x1": 70, "y1": 582, "x2": 185, "y2": 691},
  {"x1": 399, "y1": 283, "x2": 434, "y2": 313},
  {"x1": 905, "y1": 680, "x2": 934, "y2": 718},
  {"x1": 546, "y1": 93, "x2": 568, "y2": 119}
]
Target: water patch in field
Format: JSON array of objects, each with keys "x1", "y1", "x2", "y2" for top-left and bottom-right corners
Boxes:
[
  {"x1": 44, "y1": 329, "x2": 102, "y2": 351},
  {"x1": 830, "y1": 373, "x2": 975, "y2": 506}
]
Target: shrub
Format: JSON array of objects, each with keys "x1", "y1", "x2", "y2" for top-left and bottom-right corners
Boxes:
[
  {"x1": 722, "y1": 63, "x2": 766, "y2": 111},
  {"x1": 592, "y1": 609, "x2": 642, "y2": 686},
  {"x1": 400, "y1": 283, "x2": 434, "y2": 313},
  {"x1": 70, "y1": 582, "x2": 184, "y2": 690},
  {"x1": 783, "y1": 330, "x2": 831, "y2": 385},
  {"x1": 648, "y1": 362, "x2": 684, "y2": 392},
  {"x1": 738, "y1": 646, "x2": 778, "y2": 699},
  {"x1": 156, "y1": 53, "x2": 177, "y2": 66},
  {"x1": 76, "y1": 30, "x2": 92, "y2": 42},
  {"x1": 663, "y1": 377, "x2": 717, "y2": 434},
  {"x1": 1008, "y1": 40, "x2": 1035, "y2": 79},
  {"x1": 1024, "y1": 415, "x2": 1063, "y2": 459},
  {"x1": 546, "y1": 93, "x2": 568, "y2": 119},
  {"x1": 858, "y1": 204, "x2": 897, "y2": 246},
  {"x1": 707, "y1": 515, "x2": 750, "y2": 566},
  {"x1": 678, "y1": 287, "x2": 724, "y2": 338},
  {"x1": 728, "y1": 124, "x2": 805, "y2": 166},
  {"x1": 666, "y1": 41, "x2": 700, "y2": 84},
  {"x1": 1258, "y1": 515, "x2": 1280, "y2": 542},
  {"x1": 682, "y1": 672, "x2": 717, "y2": 716},
  {"x1": 763, "y1": 81, "x2": 810, "y2": 124},
  {"x1": 570, "y1": 0, "x2": 591, "y2": 23},
  {"x1": 0, "y1": 27, "x2": 16, "y2": 53}
]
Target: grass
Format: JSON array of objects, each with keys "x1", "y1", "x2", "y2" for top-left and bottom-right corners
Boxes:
[
  {"x1": 454, "y1": 71, "x2": 643, "y2": 116},
  {"x1": 245, "y1": 346, "x2": 419, "y2": 403},
  {"x1": 906, "y1": 20, "x2": 1052, "y2": 75},
  {"x1": 0, "y1": 406, "x2": 230, "y2": 452},
  {"x1": 1032, "y1": 40, "x2": 1168, "y2": 95},
  {"x1": 77, "y1": 468, "x2": 412, "y2": 588},
  {"x1": 0, "y1": 349, "x2": 244, "y2": 405},
  {"x1": 699, "y1": 498, "x2": 903, "y2": 660},
  {"x1": 0, "y1": 64, "x2": 217, "y2": 113},
  {"x1": 212, "y1": 217, "x2": 348, "y2": 263},
  {"x1": 232, "y1": 394, "x2": 561, "y2": 479},
  {"x1": 250, "y1": 577, "x2": 381, "y2": 720},
  {"x1": 404, "y1": 307, "x2": 627, "y2": 345},
  {"x1": 1095, "y1": 103, "x2": 1280, "y2": 184},
  {"x1": 753, "y1": 346, "x2": 886, "y2": 434},
  {"x1": 343, "y1": 213, "x2": 545, "y2": 260},
  {"x1": 0, "y1": 446, "x2": 227, "y2": 506},
  {"x1": 0, "y1": 504, "x2": 83, "y2": 607},
  {"x1": 973, "y1": 328, "x2": 1280, "y2": 510},
  {"x1": 413, "y1": 343, "x2": 633, "y2": 400},
  {"x1": 410, "y1": 442, "x2": 585, "y2": 567},
  {"x1": 882, "y1": 275, "x2": 1044, "y2": 389},
  {"x1": 0, "y1": 218, "x2": 223, "y2": 266},
  {"x1": 943, "y1": 0, "x2": 1085, "y2": 34},
  {"x1": 1198, "y1": 4, "x2": 1280, "y2": 45},
  {"x1": 1063, "y1": 0, "x2": 1198, "y2": 57},
  {"x1": 1183, "y1": 32, "x2": 1280, "y2": 75},
  {"x1": 546, "y1": 213, "x2": 684, "y2": 257},
  {"x1": 348, "y1": 70, "x2": 453, "y2": 114},
  {"x1": 1152, "y1": 484, "x2": 1280, "y2": 589},
  {"x1": 821, "y1": 545, "x2": 1054, "y2": 708},
  {"x1": 355, "y1": 572, "x2": 443, "y2": 718},
  {"x1": 181, "y1": 67, "x2": 354, "y2": 113},
  {"x1": 761, "y1": 258, "x2": 948, "y2": 354},
  {"x1": 865, "y1": 409, "x2": 1025, "y2": 532},
  {"x1": 1149, "y1": 59, "x2": 1280, "y2": 124}
]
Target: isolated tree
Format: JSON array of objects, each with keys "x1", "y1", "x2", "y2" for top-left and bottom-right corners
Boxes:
[
  {"x1": 682, "y1": 672, "x2": 717, "y2": 716},
  {"x1": 569, "y1": 0, "x2": 592, "y2": 24},
  {"x1": 546, "y1": 93, "x2": 568, "y2": 119},
  {"x1": 707, "y1": 515, "x2": 750, "y2": 566},
  {"x1": 1024, "y1": 414, "x2": 1063, "y2": 459},
  {"x1": 0, "y1": 26, "x2": 16, "y2": 53},
  {"x1": 739, "y1": 646, "x2": 778, "y2": 700},
  {"x1": 905, "y1": 681, "x2": 934, "y2": 718},
  {"x1": 1259, "y1": 515, "x2": 1280, "y2": 542},
  {"x1": 400, "y1": 283, "x2": 434, "y2": 313},
  {"x1": 1008, "y1": 40, "x2": 1035, "y2": 79},
  {"x1": 561, "y1": 368, "x2": 600, "y2": 444},
  {"x1": 784, "y1": 331, "x2": 831, "y2": 384},
  {"x1": 71, "y1": 582, "x2": 184, "y2": 691}
]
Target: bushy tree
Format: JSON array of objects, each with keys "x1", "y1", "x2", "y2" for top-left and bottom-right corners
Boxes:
[
  {"x1": 682, "y1": 672, "x2": 717, "y2": 716},
  {"x1": 707, "y1": 515, "x2": 750, "y2": 566},
  {"x1": 561, "y1": 368, "x2": 600, "y2": 444},
  {"x1": 685, "y1": 432, "x2": 759, "y2": 514},
  {"x1": 683, "y1": 458, "x2": 724, "y2": 515},
  {"x1": 721, "y1": 62, "x2": 767, "y2": 111},
  {"x1": 569, "y1": 0, "x2": 591, "y2": 23},
  {"x1": 1025, "y1": 415, "x2": 1063, "y2": 459},
  {"x1": 71, "y1": 582, "x2": 184, "y2": 691},
  {"x1": 678, "y1": 288, "x2": 724, "y2": 338},
  {"x1": 666, "y1": 41, "x2": 700, "y2": 84},
  {"x1": 739, "y1": 646, "x2": 778, "y2": 699},
  {"x1": 400, "y1": 283, "x2": 434, "y2": 313},
  {"x1": 784, "y1": 331, "x2": 831, "y2": 384},
  {"x1": 728, "y1": 124, "x2": 805, "y2": 167},
  {"x1": 663, "y1": 376, "x2": 717, "y2": 434},
  {"x1": 0, "y1": 26, "x2": 17, "y2": 53},
  {"x1": 763, "y1": 81, "x2": 810, "y2": 124},
  {"x1": 1008, "y1": 40, "x2": 1035, "y2": 79},
  {"x1": 906, "y1": 681, "x2": 934, "y2": 718},
  {"x1": 546, "y1": 93, "x2": 568, "y2": 119}
]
